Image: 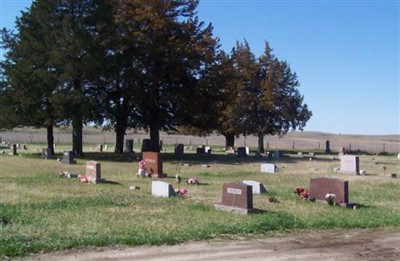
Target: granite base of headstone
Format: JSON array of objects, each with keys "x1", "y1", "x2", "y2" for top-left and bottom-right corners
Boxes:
[
  {"x1": 151, "y1": 181, "x2": 176, "y2": 197},
  {"x1": 340, "y1": 155, "x2": 359, "y2": 174},
  {"x1": 86, "y1": 161, "x2": 104, "y2": 184},
  {"x1": 261, "y1": 163, "x2": 277, "y2": 173},
  {"x1": 309, "y1": 177, "x2": 357, "y2": 208},
  {"x1": 61, "y1": 150, "x2": 75, "y2": 164},
  {"x1": 214, "y1": 183, "x2": 262, "y2": 214},
  {"x1": 242, "y1": 180, "x2": 267, "y2": 194}
]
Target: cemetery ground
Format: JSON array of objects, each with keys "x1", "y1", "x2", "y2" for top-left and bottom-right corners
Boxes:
[{"x1": 0, "y1": 130, "x2": 399, "y2": 260}]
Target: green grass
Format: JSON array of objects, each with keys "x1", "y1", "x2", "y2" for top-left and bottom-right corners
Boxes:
[{"x1": 0, "y1": 150, "x2": 399, "y2": 258}]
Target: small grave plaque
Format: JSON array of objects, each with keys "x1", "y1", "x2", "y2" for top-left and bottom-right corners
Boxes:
[
  {"x1": 86, "y1": 161, "x2": 104, "y2": 183},
  {"x1": 215, "y1": 183, "x2": 261, "y2": 214},
  {"x1": 61, "y1": 150, "x2": 74, "y2": 164},
  {"x1": 309, "y1": 177, "x2": 356, "y2": 208},
  {"x1": 151, "y1": 181, "x2": 176, "y2": 197},
  {"x1": 175, "y1": 143, "x2": 184, "y2": 157},
  {"x1": 143, "y1": 151, "x2": 163, "y2": 177},
  {"x1": 261, "y1": 163, "x2": 277, "y2": 173},
  {"x1": 242, "y1": 180, "x2": 267, "y2": 194},
  {"x1": 340, "y1": 155, "x2": 359, "y2": 174}
]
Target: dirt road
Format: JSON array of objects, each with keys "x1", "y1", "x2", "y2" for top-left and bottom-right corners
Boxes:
[{"x1": 16, "y1": 229, "x2": 400, "y2": 261}]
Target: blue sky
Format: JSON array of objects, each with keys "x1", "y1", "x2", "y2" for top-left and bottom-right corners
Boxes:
[{"x1": 1, "y1": 0, "x2": 399, "y2": 135}]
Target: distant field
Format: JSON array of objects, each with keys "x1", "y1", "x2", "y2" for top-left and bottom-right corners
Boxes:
[{"x1": 0, "y1": 127, "x2": 399, "y2": 153}]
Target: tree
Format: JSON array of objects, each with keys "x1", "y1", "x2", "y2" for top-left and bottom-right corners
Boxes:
[
  {"x1": 116, "y1": 0, "x2": 219, "y2": 152},
  {"x1": 251, "y1": 42, "x2": 312, "y2": 152}
]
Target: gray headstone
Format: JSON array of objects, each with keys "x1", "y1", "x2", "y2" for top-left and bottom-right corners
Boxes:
[
  {"x1": 42, "y1": 148, "x2": 53, "y2": 159},
  {"x1": 11, "y1": 144, "x2": 17, "y2": 155},
  {"x1": 325, "y1": 140, "x2": 331, "y2": 153},
  {"x1": 261, "y1": 163, "x2": 277, "y2": 173},
  {"x1": 272, "y1": 151, "x2": 281, "y2": 159},
  {"x1": 242, "y1": 180, "x2": 267, "y2": 194},
  {"x1": 125, "y1": 139, "x2": 134, "y2": 153},
  {"x1": 151, "y1": 181, "x2": 176, "y2": 198},
  {"x1": 175, "y1": 143, "x2": 184, "y2": 157},
  {"x1": 340, "y1": 155, "x2": 359, "y2": 174},
  {"x1": 61, "y1": 150, "x2": 74, "y2": 164}
]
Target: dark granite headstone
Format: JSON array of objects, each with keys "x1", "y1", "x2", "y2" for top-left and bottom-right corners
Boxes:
[
  {"x1": 11, "y1": 144, "x2": 17, "y2": 155},
  {"x1": 340, "y1": 155, "x2": 359, "y2": 174},
  {"x1": 125, "y1": 139, "x2": 134, "y2": 153},
  {"x1": 196, "y1": 145, "x2": 205, "y2": 154},
  {"x1": 159, "y1": 140, "x2": 163, "y2": 151},
  {"x1": 309, "y1": 177, "x2": 356, "y2": 207},
  {"x1": 237, "y1": 147, "x2": 247, "y2": 157},
  {"x1": 142, "y1": 151, "x2": 163, "y2": 177},
  {"x1": 325, "y1": 140, "x2": 331, "y2": 154},
  {"x1": 175, "y1": 143, "x2": 184, "y2": 157},
  {"x1": 42, "y1": 148, "x2": 53, "y2": 159},
  {"x1": 142, "y1": 139, "x2": 157, "y2": 152},
  {"x1": 61, "y1": 150, "x2": 74, "y2": 164}
]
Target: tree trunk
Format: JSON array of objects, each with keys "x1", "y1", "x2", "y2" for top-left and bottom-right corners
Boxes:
[
  {"x1": 46, "y1": 121, "x2": 54, "y2": 156},
  {"x1": 224, "y1": 133, "x2": 235, "y2": 149},
  {"x1": 72, "y1": 116, "x2": 84, "y2": 157},
  {"x1": 149, "y1": 121, "x2": 160, "y2": 152},
  {"x1": 114, "y1": 119, "x2": 127, "y2": 154},
  {"x1": 257, "y1": 132, "x2": 265, "y2": 153}
]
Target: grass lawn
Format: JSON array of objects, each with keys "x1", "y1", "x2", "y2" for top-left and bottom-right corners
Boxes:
[{"x1": 1, "y1": 145, "x2": 399, "y2": 258}]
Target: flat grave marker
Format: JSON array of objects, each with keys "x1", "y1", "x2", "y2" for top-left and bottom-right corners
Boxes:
[
  {"x1": 261, "y1": 163, "x2": 277, "y2": 173},
  {"x1": 242, "y1": 180, "x2": 267, "y2": 194},
  {"x1": 151, "y1": 181, "x2": 176, "y2": 197}
]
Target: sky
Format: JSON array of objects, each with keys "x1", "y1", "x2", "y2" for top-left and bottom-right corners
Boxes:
[{"x1": 1, "y1": 0, "x2": 399, "y2": 135}]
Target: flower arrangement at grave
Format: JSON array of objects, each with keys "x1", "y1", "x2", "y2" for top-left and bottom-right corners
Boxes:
[
  {"x1": 325, "y1": 193, "x2": 336, "y2": 205},
  {"x1": 268, "y1": 197, "x2": 278, "y2": 203},
  {"x1": 175, "y1": 188, "x2": 188, "y2": 196},
  {"x1": 137, "y1": 160, "x2": 146, "y2": 177},
  {"x1": 185, "y1": 177, "x2": 199, "y2": 185},
  {"x1": 294, "y1": 187, "x2": 309, "y2": 200}
]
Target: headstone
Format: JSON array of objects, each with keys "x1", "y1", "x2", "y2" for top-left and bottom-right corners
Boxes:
[
  {"x1": 41, "y1": 148, "x2": 53, "y2": 159},
  {"x1": 142, "y1": 151, "x2": 164, "y2": 177},
  {"x1": 104, "y1": 144, "x2": 108, "y2": 151},
  {"x1": 205, "y1": 146, "x2": 212, "y2": 154},
  {"x1": 261, "y1": 163, "x2": 277, "y2": 173},
  {"x1": 61, "y1": 150, "x2": 75, "y2": 164},
  {"x1": 196, "y1": 145, "x2": 205, "y2": 154},
  {"x1": 242, "y1": 180, "x2": 267, "y2": 194},
  {"x1": 272, "y1": 151, "x2": 281, "y2": 160},
  {"x1": 99, "y1": 144, "x2": 103, "y2": 152},
  {"x1": 151, "y1": 181, "x2": 176, "y2": 197},
  {"x1": 175, "y1": 143, "x2": 184, "y2": 157},
  {"x1": 340, "y1": 155, "x2": 359, "y2": 174},
  {"x1": 325, "y1": 140, "x2": 331, "y2": 154},
  {"x1": 85, "y1": 161, "x2": 104, "y2": 183},
  {"x1": 215, "y1": 183, "x2": 259, "y2": 214},
  {"x1": 159, "y1": 140, "x2": 163, "y2": 151},
  {"x1": 125, "y1": 139, "x2": 134, "y2": 153},
  {"x1": 237, "y1": 147, "x2": 247, "y2": 157},
  {"x1": 309, "y1": 177, "x2": 356, "y2": 207},
  {"x1": 142, "y1": 139, "x2": 156, "y2": 152},
  {"x1": 398, "y1": 153, "x2": 400, "y2": 159},
  {"x1": 245, "y1": 147, "x2": 250, "y2": 156},
  {"x1": 339, "y1": 147, "x2": 346, "y2": 156},
  {"x1": 11, "y1": 144, "x2": 17, "y2": 155}
]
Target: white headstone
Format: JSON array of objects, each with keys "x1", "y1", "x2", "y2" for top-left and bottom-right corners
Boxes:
[
  {"x1": 261, "y1": 163, "x2": 277, "y2": 173},
  {"x1": 245, "y1": 147, "x2": 250, "y2": 155},
  {"x1": 340, "y1": 155, "x2": 359, "y2": 174},
  {"x1": 242, "y1": 180, "x2": 267, "y2": 194},
  {"x1": 398, "y1": 153, "x2": 400, "y2": 159},
  {"x1": 151, "y1": 181, "x2": 176, "y2": 198}
]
